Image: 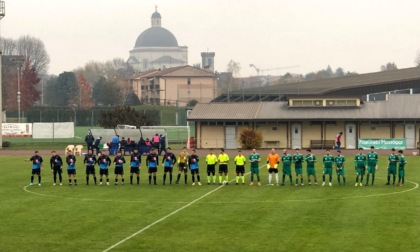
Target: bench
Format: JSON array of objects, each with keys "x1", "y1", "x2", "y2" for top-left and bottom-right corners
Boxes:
[
  {"x1": 264, "y1": 141, "x2": 280, "y2": 148},
  {"x1": 310, "y1": 140, "x2": 335, "y2": 149}
]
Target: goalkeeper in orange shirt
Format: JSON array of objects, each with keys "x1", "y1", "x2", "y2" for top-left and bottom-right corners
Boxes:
[{"x1": 267, "y1": 148, "x2": 280, "y2": 186}]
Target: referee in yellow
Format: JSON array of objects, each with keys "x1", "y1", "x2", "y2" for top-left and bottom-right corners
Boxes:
[
  {"x1": 234, "y1": 150, "x2": 247, "y2": 185},
  {"x1": 205, "y1": 149, "x2": 218, "y2": 185},
  {"x1": 218, "y1": 148, "x2": 230, "y2": 185}
]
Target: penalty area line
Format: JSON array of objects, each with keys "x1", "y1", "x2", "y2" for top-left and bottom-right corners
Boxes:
[{"x1": 102, "y1": 164, "x2": 265, "y2": 251}]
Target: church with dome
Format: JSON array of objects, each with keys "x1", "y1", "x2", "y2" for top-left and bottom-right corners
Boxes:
[{"x1": 127, "y1": 8, "x2": 188, "y2": 72}]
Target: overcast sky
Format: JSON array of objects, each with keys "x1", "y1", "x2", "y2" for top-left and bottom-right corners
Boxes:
[{"x1": 3, "y1": 0, "x2": 420, "y2": 77}]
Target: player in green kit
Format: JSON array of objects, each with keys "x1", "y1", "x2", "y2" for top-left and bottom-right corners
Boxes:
[
  {"x1": 249, "y1": 149, "x2": 261, "y2": 186},
  {"x1": 305, "y1": 149, "x2": 317, "y2": 185},
  {"x1": 396, "y1": 150, "x2": 406, "y2": 186},
  {"x1": 293, "y1": 148, "x2": 304, "y2": 186},
  {"x1": 281, "y1": 149, "x2": 293, "y2": 186},
  {"x1": 366, "y1": 146, "x2": 378, "y2": 186},
  {"x1": 335, "y1": 150, "x2": 346, "y2": 186},
  {"x1": 322, "y1": 150, "x2": 334, "y2": 186},
  {"x1": 354, "y1": 148, "x2": 367, "y2": 186},
  {"x1": 386, "y1": 148, "x2": 399, "y2": 185}
]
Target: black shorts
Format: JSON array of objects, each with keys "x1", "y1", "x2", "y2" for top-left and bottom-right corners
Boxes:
[
  {"x1": 207, "y1": 164, "x2": 216, "y2": 173},
  {"x1": 236, "y1": 165, "x2": 245, "y2": 174},
  {"x1": 86, "y1": 166, "x2": 95, "y2": 175},
  {"x1": 191, "y1": 169, "x2": 199, "y2": 175},
  {"x1": 164, "y1": 167, "x2": 173, "y2": 173},
  {"x1": 114, "y1": 167, "x2": 124, "y2": 175},
  {"x1": 32, "y1": 168, "x2": 41, "y2": 175},
  {"x1": 148, "y1": 167, "x2": 157, "y2": 173},
  {"x1": 219, "y1": 164, "x2": 228, "y2": 173},
  {"x1": 52, "y1": 167, "x2": 62, "y2": 174},
  {"x1": 67, "y1": 169, "x2": 76, "y2": 175},
  {"x1": 100, "y1": 169, "x2": 109, "y2": 176},
  {"x1": 178, "y1": 163, "x2": 187, "y2": 172},
  {"x1": 268, "y1": 168, "x2": 279, "y2": 174},
  {"x1": 130, "y1": 167, "x2": 140, "y2": 174}
]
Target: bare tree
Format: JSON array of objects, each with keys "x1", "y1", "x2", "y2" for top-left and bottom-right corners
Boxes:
[
  {"x1": 16, "y1": 35, "x2": 50, "y2": 75},
  {"x1": 1, "y1": 37, "x2": 17, "y2": 55},
  {"x1": 415, "y1": 50, "x2": 420, "y2": 67},
  {"x1": 380, "y1": 62, "x2": 398, "y2": 71},
  {"x1": 226, "y1": 60, "x2": 241, "y2": 77}
]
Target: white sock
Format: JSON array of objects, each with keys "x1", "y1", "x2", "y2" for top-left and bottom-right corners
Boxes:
[
  {"x1": 268, "y1": 174, "x2": 272, "y2": 184},
  {"x1": 275, "y1": 173, "x2": 279, "y2": 184}
]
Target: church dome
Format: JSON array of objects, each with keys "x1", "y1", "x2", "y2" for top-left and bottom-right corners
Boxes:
[
  {"x1": 151, "y1": 11, "x2": 161, "y2": 19},
  {"x1": 135, "y1": 27, "x2": 179, "y2": 47}
]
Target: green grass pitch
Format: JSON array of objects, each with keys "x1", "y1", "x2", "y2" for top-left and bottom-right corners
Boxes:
[{"x1": 0, "y1": 155, "x2": 419, "y2": 251}]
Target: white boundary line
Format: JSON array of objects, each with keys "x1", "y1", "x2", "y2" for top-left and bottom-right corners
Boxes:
[{"x1": 102, "y1": 183, "x2": 226, "y2": 252}]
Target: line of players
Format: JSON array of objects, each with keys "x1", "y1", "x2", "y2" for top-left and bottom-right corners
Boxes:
[{"x1": 27, "y1": 145, "x2": 407, "y2": 187}]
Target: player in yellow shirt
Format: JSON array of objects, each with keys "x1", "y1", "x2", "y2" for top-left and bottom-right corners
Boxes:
[
  {"x1": 205, "y1": 148, "x2": 218, "y2": 185},
  {"x1": 234, "y1": 150, "x2": 247, "y2": 185},
  {"x1": 218, "y1": 148, "x2": 229, "y2": 185},
  {"x1": 176, "y1": 147, "x2": 189, "y2": 184},
  {"x1": 267, "y1": 148, "x2": 280, "y2": 186}
]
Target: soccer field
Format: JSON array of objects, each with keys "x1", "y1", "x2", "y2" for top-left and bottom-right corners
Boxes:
[{"x1": 0, "y1": 155, "x2": 419, "y2": 252}]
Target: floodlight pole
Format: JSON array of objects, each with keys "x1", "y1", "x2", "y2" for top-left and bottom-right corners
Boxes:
[{"x1": 0, "y1": 1, "x2": 5, "y2": 149}]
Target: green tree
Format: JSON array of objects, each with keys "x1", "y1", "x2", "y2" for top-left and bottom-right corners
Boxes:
[
  {"x1": 92, "y1": 76, "x2": 121, "y2": 106},
  {"x1": 239, "y1": 128, "x2": 263, "y2": 149},
  {"x1": 381, "y1": 62, "x2": 398, "y2": 71},
  {"x1": 57, "y1": 72, "x2": 79, "y2": 107},
  {"x1": 98, "y1": 106, "x2": 154, "y2": 128}
]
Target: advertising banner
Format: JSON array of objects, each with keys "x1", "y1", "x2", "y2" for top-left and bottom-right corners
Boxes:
[
  {"x1": 358, "y1": 138, "x2": 406, "y2": 150},
  {"x1": 2, "y1": 123, "x2": 33, "y2": 137}
]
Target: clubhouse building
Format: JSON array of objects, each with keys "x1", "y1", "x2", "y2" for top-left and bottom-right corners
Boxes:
[{"x1": 188, "y1": 67, "x2": 420, "y2": 150}]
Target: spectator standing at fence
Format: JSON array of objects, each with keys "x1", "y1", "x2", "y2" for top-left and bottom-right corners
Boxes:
[
  {"x1": 119, "y1": 137, "x2": 127, "y2": 154},
  {"x1": 335, "y1": 132, "x2": 343, "y2": 151},
  {"x1": 162, "y1": 147, "x2": 176, "y2": 185},
  {"x1": 159, "y1": 135, "x2": 167, "y2": 155},
  {"x1": 28, "y1": 150, "x2": 43, "y2": 186},
  {"x1": 152, "y1": 134, "x2": 160, "y2": 153},
  {"x1": 110, "y1": 135, "x2": 120, "y2": 155},
  {"x1": 85, "y1": 131, "x2": 95, "y2": 150},
  {"x1": 92, "y1": 137, "x2": 102, "y2": 155},
  {"x1": 66, "y1": 150, "x2": 77, "y2": 186},
  {"x1": 50, "y1": 150, "x2": 63, "y2": 186},
  {"x1": 84, "y1": 149, "x2": 97, "y2": 185}
]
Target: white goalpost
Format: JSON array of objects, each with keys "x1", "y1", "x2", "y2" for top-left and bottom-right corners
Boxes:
[{"x1": 140, "y1": 126, "x2": 191, "y2": 149}]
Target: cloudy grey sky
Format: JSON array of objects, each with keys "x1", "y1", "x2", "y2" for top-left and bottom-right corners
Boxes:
[{"x1": 3, "y1": 0, "x2": 420, "y2": 77}]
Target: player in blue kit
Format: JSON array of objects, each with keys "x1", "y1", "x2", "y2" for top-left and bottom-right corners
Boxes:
[
  {"x1": 28, "y1": 150, "x2": 43, "y2": 186},
  {"x1": 113, "y1": 151, "x2": 126, "y2": 185},
  {"x1": 98, "y1": 151, "x2": 111, "y2": 186},
  {"x1": 162, "y1": 147, "x2": 176, "y2": 185},
  {"x1": 83, "y1": 149, "x2": 97, "y2": 185},
  {"x1": 50, "y1": 150, "x2": 63, "y2": 186},
  {"x1": 189, "y1": 149, "x2": 201, "y2": 186},
  {"x1": 147, "y1": 148, "x2": 159, "y2": 185},
  {"x1": 66, "y1": 150, "x2": 77, "y2": 186},
  {"x1": 130, "y1": 148, "x2": 142, "y2": 185}
]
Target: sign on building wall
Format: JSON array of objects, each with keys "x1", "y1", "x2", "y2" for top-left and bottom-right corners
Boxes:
[
  {"x1": 358, "y1": 138, "x2": 406, "y2": 150},
  {"x1": 2, "y1": 123, "x2": 32, "y2": 137}
]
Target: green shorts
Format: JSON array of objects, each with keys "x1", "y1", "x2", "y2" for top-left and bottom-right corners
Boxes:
[
  {"x1": 282, "y1": 167, "x2": 291, "y2": 176},
  {"x1": 295, "y1": 168, "x2": 303, "y2": 175},
  {"x1": 356, "y1": 168, "x2": 365, "y2": 176},
  {"x1": 388, "y1": 166, "x2": 397, "y2": 175},
  {"x1": 323, "y1": 168, "x2": 333, "y2": 176},
  {"x1": 307, "y1": 167, "x2": 316, "y2": 176},
  {"x1": 250, "y1": 167, "x2": 259, "y2": 175},
  {"x1": 367, "y1": 166, "x2": 376, "y2": 174},
  {"x1": 398, "y1": 169, "x2": 405, "y2": 177},
  {"x1": 336, "y1": 168, "x2": 345, "y2": 176}
]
